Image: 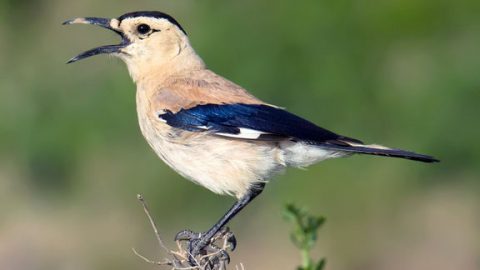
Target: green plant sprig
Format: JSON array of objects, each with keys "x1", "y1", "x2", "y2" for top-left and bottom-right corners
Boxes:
[{"x1": 283, "y1": 203, "x2": 326, "y2": 270}]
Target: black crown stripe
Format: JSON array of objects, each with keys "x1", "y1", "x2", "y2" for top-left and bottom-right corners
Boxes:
[{"x1": 118, "y1": 11, "x2": 187, "y2": 35}]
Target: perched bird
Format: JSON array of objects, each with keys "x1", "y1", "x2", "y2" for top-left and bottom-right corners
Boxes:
[{"x1": 64, "y1": 11, "x2": 438, "y2": 263}]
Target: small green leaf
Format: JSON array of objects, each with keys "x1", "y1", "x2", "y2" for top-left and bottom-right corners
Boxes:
[
  {"x1": 284, "y1": 203, "x2": 327, "y2": 270},
  {"x1": 315, "y1": 258, "x2": 326, "y2": 270}
]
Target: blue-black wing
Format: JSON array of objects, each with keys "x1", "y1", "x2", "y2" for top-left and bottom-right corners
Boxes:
[{"x1": 158, "y1": 103, "x2": 359, "y2": 144}]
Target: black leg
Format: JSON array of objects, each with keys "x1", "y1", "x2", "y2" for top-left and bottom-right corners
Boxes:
[
  {"x1": 192, "y1": 183, "x2": 265, "y2": 255},
  {"x1": 176, "y1": 183, "x2": 265, "y2": 265}
]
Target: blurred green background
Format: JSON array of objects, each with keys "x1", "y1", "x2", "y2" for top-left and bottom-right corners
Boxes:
[{"x1": 0, "y1": 0, "x2": 479, "y2": 269}]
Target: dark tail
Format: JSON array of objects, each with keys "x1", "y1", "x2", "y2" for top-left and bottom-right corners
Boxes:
[{"x1": 321, "y1": 142, "x2": 439, "y2": 163}]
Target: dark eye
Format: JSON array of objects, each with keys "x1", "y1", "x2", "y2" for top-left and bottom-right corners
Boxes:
[{"x1": 137, "y1": 24, "x2": 151, "y2": 34}]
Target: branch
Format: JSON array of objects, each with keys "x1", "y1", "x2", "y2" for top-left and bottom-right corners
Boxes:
[{"x1": 133, "y1": 194, "x2": 242, "y2": 270}]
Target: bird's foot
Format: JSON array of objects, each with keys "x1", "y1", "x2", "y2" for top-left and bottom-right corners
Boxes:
[{"x1": 174, "y1": 227, "x2": 236, "y2": 268}]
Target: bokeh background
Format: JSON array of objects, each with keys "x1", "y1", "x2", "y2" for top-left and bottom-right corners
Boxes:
[{"x1": 0, "y1": 0, "x2": 479, "y2": 269}]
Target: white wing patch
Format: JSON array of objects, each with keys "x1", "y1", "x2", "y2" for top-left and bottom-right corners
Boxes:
[
  {"x1": 216, "y1": 128, "x2": 270, "y2": 140},
  {"x1": 157, "y1": 110, "x2": 168, "y2": 123}
]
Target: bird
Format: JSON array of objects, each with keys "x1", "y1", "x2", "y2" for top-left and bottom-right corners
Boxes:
[{"x1": 64, "y1": 11, "x2": 438, "y2": 264}]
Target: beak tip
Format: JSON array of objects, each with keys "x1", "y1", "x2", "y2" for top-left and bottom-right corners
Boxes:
[
  {"x1": 66, "y1": 57, "x2": 77, "y2": 64},
  {"x1": 62, "y1": 18, "x2": 88, "y2": 26},
  {"x1": 62, "y1": 18, "x2": 78, "y2": 25}
]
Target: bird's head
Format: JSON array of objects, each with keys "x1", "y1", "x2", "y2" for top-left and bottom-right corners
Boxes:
[{"x1": 64, "y1": 11, "x2": 203, "y2": 81}]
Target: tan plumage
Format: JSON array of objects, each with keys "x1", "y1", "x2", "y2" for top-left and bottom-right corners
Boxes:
[{"x1": 148, "y1": 69, "x2": 261, "y2": 113}]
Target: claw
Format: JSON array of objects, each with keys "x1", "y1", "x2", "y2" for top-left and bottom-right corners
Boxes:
[
  {"x1": 205, "y1": 243, "x2": 231, "y2": 264},
  {"x1": 217, "y1": 249, "x2": 231, "y2": 264},
  {"x1": 174, "y1": 227, "x2": 236, "y2": 268},
  {"x1": 175, "y1": 230, "x2": 201, "y2": 241},
  {"x1": 225, "y1": 232, "x2": 237, "y2": 251}
]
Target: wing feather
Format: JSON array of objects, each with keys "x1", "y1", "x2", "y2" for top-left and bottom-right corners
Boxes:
[{"x1": 158, "y1": 103, "x2": 345, "y2": 143}]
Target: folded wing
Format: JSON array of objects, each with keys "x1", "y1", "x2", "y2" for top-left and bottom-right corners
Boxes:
[{"x1": 158, "y1": 103, "x2": 438, "y2": 163}]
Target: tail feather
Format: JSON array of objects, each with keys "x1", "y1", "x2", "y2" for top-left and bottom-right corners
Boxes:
[{"x1": 321, "y1": 142, "x2": 439, "y2": 163}]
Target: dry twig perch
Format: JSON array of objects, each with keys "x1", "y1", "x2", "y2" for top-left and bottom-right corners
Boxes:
[{"x1": 133, "y1": 194, "x2": 241, "y2": 270}]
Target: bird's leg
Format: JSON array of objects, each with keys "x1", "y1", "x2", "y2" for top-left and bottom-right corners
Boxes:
[{"x1": 175, "y1": 183, "x2": 265, "y2": 266}]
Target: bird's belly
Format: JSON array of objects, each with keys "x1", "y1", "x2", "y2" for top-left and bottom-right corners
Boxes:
[{"x1": 137, "y1": 112, "x2": 285, "y2": 198}]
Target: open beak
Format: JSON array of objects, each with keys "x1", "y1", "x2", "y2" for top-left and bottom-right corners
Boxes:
[{"x1": 63, "y1": 17, "x2": 129, "y2": 64}]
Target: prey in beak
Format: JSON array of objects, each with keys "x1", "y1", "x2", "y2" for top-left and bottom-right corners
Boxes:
[{"x1": 63, "y1": 17, "x2": 129, "y2": 64}]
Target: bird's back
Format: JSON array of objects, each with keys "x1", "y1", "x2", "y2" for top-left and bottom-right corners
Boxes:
[{"x1": 140, "y1": 69, "x2": 262, "y2": 113}]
